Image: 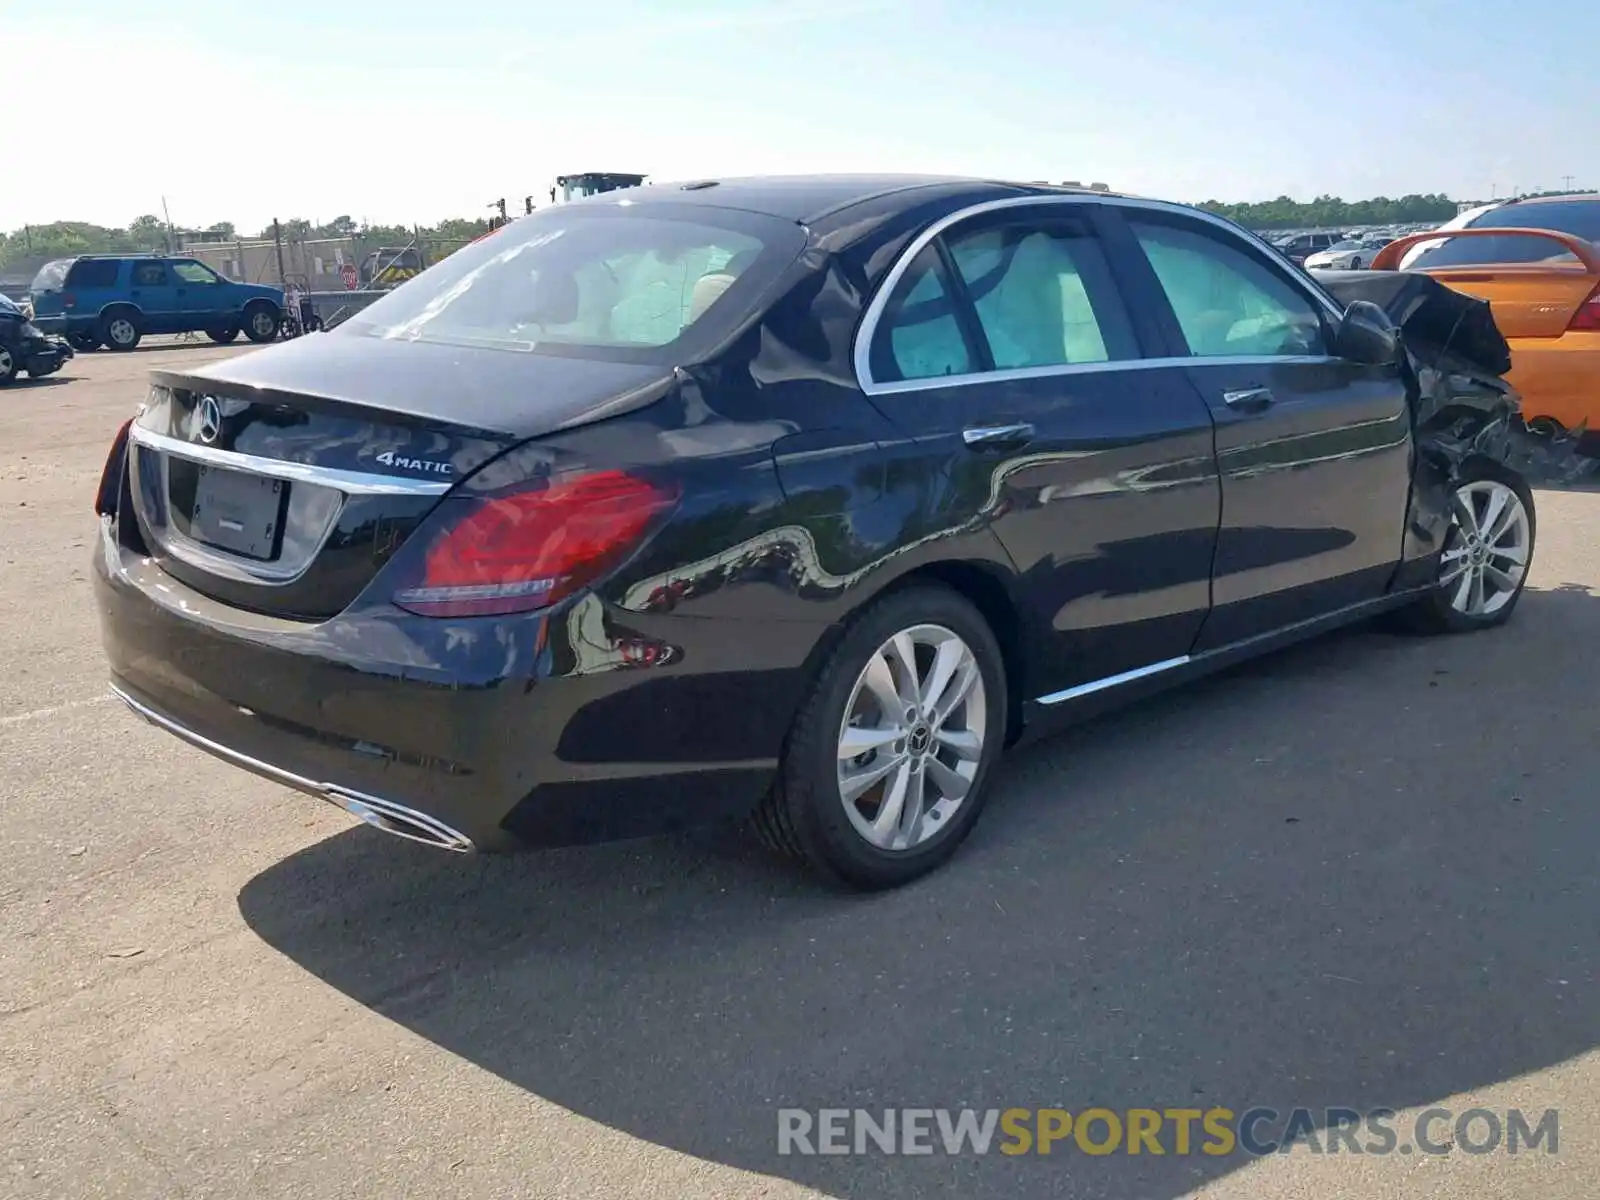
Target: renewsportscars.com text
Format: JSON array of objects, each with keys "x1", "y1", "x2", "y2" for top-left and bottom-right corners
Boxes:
[{"x1": 777, "y1": 1106, "x2": 1559, "y2": 1157}]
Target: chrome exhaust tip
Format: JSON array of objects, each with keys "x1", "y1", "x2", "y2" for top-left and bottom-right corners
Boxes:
[{"x1": 110, "y1": 684, "x2": 475, "y2": 853}]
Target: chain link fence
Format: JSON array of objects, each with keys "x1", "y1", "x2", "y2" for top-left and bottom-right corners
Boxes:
[{"x1": 179, "y1": 234, "x2": 473, "y2": 294}]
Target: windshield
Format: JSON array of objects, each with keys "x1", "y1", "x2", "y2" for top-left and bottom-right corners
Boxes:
[
  {"x1": 1407, "y1": 199, "x2": 1600, "y2": 268},
  {"x1": 343, "y1": 205, "x2": 806, "y2": 362}
]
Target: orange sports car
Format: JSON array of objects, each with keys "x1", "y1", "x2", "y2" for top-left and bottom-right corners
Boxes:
[{"x1": 1372, "y1": 196, "x2": 1600, "y2": 438}]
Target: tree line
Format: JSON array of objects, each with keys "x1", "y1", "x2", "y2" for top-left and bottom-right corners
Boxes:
[
  {"x1": 6, "y1": 190, "x2": 1596, "y2": 272},
  {"x1": 0, "y1": 214, "x2": 496, "y2": 274}
]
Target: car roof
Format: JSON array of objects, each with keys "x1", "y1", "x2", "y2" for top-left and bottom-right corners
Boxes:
[
  {"x1": 575, "y1": 173, "x2": 1133, "y2": 226},
  {"x1": 1503, "y1": 192, "x2": 1598, "y2": 207}
]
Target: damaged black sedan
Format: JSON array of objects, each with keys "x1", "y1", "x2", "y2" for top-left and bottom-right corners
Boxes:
[{"x1": 92, "y1": 176, "x2": 1536, "y2": 889}]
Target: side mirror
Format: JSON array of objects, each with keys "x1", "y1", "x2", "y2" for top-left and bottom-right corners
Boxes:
[{"x1": 1335, "y1": 300, "x2": 1401, "y2": 366}]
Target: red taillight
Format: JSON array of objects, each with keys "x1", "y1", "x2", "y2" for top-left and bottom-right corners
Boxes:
[
  {"x1": 62, "y1": 293, "x2": 76, "y2": 310},
  {"x1": 1569, "y1": 283, "x2": 1600, "y2": 332},
  {"x1": 94, "y1": 418, "x2": 134, "y2": 516},
  {"x1": 393, "y1": 470, "x2": 676, "y2": 617}
]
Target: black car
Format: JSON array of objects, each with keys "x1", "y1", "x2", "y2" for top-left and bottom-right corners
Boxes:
[
  {"x1": 1271, "y1": 231, "x2": 1345, "y2": 266},
  {"x1": 92, "y1": 176, "x2": 1536, "y2": 889},
  {"x1": 0, "y1": 293, "x2": 73, "y2": 384}
]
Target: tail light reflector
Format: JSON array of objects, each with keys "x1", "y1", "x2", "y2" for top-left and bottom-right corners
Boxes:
[
  {"x1": 63, "y1": 293, "x2": 77, "y2": 310},
  {"x1": 394, "y1": 469, "x2": 676, "y2": 617},
  {"x1": 1568, "y1": 283, "x2": 1600, "y2": 332},
  {"x1": 94, "y1": 417, "x2": 134, "y2": 516}
]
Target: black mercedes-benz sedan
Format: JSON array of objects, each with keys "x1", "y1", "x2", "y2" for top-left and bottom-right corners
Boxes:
[{"x1": 92, "y1": 175, "x2": 1537, "y2": 889}]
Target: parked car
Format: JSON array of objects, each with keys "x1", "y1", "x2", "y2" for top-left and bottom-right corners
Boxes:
[
  {"x1": 1304, "y1": 237, "x2": 1389, "y2": 270},
  {"x1": 92, "y1": 176, "x2": 1536, "y2": 889},
  {"x1": 1376, "y1": 193, "x2": 1600, "y2": 440},
  {"x1": 0, "y1": 292, "x2": 73, "y2": 383},
  {"x1": 1270, "y1": 231, "x2": 1345, "y2": 265},
  {"x1": 29, "y1": 255, "x2": 284, "y2": 352}
]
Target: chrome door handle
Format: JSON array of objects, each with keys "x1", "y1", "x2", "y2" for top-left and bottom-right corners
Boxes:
[
  {"x1": 962, "y1": 422, "x2": 1035, "y2": 450},
  {"x1": 1222, "y1": 387, "x2": 1274, "y2": 411}
]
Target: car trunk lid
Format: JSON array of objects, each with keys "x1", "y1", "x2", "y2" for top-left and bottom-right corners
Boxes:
[{"x1": 123, "y1": 334, "x2": 675, "y2": 621}]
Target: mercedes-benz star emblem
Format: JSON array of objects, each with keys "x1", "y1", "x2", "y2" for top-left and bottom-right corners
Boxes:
[{"x1": 196, "y1": 396, "x2": 222, "y2": 444}]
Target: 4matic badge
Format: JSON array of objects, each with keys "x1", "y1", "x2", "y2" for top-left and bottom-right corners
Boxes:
[{"x1": 374, "y1": 450, "x2": 454, "y2": 476}]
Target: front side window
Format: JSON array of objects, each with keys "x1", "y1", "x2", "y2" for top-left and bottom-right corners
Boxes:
[
  {"x1": 171, "y1": 260, "x2": 221, "y2": 284},
  {"x1": 1130, "y1": 219, "x2": 1328, "y2": 358},
  {"x1": 868, "y1": 246, "x2": 974, "y2": 383},
  {"x1": 945, "y1": 220, "x2": 1137, "y2": 369},
  {"x1": 131, "y1": 262, "x2": 169, "y2": 287},
  {"x1": 344, "y1": 208, "x2": 801, "y2": 361}
]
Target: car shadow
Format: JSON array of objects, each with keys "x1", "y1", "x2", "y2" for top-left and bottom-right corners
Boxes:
[
  {"x1": 238, "y1": 584, "x2": 1600, "y2": 1199},
  {"x1": 6, "y1": 375, "x2": 71, "y2": 389}
]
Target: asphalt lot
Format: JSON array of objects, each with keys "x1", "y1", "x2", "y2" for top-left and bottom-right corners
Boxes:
[{"x1": 4, "y1": 341, "x2": 1600, "y2": 1199}]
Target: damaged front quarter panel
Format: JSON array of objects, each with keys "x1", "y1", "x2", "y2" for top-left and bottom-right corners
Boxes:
[{"x1": 1317, "y1": 269, "x2": 1596, "y2": 562}]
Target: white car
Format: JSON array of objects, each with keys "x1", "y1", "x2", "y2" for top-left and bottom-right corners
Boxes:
[{"x1": 1304, "y1": 238, "x2": 1391, "y2": 270}]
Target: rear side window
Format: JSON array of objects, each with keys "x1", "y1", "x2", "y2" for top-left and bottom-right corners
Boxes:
[
  {"x1": 869, "y1": 246, "x2": 974, "y2": 382},
  {"x1": 1130, "y1": 219, "x2": 1328, "y2": 358},
  {"x1": 31, "y1": 260, "x2": 70, "y2": 291},
  {"x1": 946, "y1": 220, "x2": 1138, "y2": 368},
  {"x1": 1407, "y1": 200, "x2": 1600, "y2": 268},
  {"x1": 344, "y1": 207, "x2": 806, "y2": 363},
  {"x1": 64, "y1": 259, "x2": 120, "y2": 289}
]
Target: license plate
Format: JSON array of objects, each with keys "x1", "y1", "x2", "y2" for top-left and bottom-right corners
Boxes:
[{"x1": 191, "y1": 466, "x2": 287, "y2": 560}]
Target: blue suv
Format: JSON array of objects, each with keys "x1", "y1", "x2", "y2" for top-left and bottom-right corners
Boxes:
[{"x1": 29, "y1": 256, "x2": 283, "y2": 351}]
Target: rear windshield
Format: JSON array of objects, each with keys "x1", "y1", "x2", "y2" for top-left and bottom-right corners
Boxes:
[
  {"x1": 31, "y1": 260, "x2": 71, "y2": 291},
  {"x1": 343, "y1": 205, "x2": 807, "y2": 363},
  {"x1": 1407, "y1": 199, "x2": 1600, "y2": 268}
]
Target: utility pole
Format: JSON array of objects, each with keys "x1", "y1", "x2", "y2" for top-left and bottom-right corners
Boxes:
[
  {"x1": 271, "y1": 218, "x2": 287, "y2": 288},
  {"x1": 1562, "y1": 175, "x2": 1576, "y2": 193},
  {"x1": 161, "y1": 196, "x2": 176, "y2": 253}
]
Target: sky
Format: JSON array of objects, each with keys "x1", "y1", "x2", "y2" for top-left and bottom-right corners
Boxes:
[{"x1": 1, "y1": 0, "x2": 1594, "y2": 234}]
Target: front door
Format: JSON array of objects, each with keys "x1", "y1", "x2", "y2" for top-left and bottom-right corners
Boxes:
[
  {"x1": 858, "y1": 204, "x2": 1220, "y2": 698},
  {"x1": 128, "y1": 260, "x2": 182, "y2": 334},
  {"x1": 1105, "y1": 208, "x2": 1413, "y2": 650},
  {"x1": 171, "y1": 258, "x2": 232, "y2": 332}
]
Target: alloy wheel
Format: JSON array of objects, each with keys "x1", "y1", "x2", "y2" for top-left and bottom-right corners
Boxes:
[
  {"x1": 109, "y1": 318, "x2": 136, "y2": 346},
  {"x1": 836, "y1": 623, "x2": 987, "y2": 852},
  {"x1": 0, "y1": 348, "x2": 13, "y2": 378},
  {"x1": 1441, "y1": 479, "x2": 1530, "y2": 617},
  {"x1": 251, "y1": 310, "x2": 278, "y2": 338}
]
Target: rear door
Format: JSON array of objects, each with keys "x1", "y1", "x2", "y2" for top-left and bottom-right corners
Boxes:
[
  {"x1": 1103, "y1": 205, "x2": 1413, "y2": 650},
  {"x1": 860, "y1": 201, "x2": 1221, "y2": 696},
  {"x1": 128, "y1": 260, "x2": 182, "y2": 333}
]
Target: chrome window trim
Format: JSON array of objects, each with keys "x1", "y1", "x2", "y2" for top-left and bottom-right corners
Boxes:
[
  {"x1": 852, "y1": 192, "x2": 1348, "y2": 397},
  {"x1": 128, "y1": 424, "x2": 454, "y2": 496},
  {"x1": 1035, "y1": 655, "x2": 1190, "y2": 705}
]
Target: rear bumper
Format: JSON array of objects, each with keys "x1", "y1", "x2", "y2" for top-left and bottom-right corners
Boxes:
[
  {"x1": 1507, "y1": 331, "x2": 1600, "y2": 432},
  {"x1": 93, "y1": 518, "x2": 824, "y2": 852}
]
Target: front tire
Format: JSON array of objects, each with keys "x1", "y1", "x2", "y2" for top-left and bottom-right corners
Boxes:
[
  {"x1": 0, "y1": 346, "x2": 17, "y2": 384},
  {"x1": 1400, "y1": 462, "x2": 1536, "y2": 633},
  {"x1": 243, "y1": 303, "x2": 280, "y2": 343},
  {"x1": 754, "y1": 586, "x2": 1007, "y2": 890}
]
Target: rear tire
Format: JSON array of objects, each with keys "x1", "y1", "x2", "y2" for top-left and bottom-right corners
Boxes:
[
  {"x1": 754, "y1": 586, "x2": 1008, "y2": 890},
  {"x1": 66, "y1": 331, "x2": 101, "y2": 352},
  {"x1": 243, "y1": 303, "x2": 280, "y2": 343},
  {"x1": 0, "y1": 346, "x2": 17, "y2": 384},
  {"x1": 99, "y1": 310, "x2": 141, "y2": 352},
  {"x1": 207, "y1": 326, "x2": 240, "y2": 344},
  {"x1": 1395, "y1": 461, "x2": 1536, "y2": 634}
]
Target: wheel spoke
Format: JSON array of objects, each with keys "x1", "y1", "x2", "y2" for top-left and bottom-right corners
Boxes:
[
  {"x1": 920, "y1": 636, "x2": 965, "y2": 713},
  {"x1": 1468, "y1": 568, "x2": 1486, "y2": 614},
  {"x1": 859, "y1": 654, "x2": 903, "y2": 719},
  {"x1": 931, "y1": 661, "x2": 979, "y2": 730},
  {"x1": 838, "y1": 724, "x2": 902, "y2": 760},
  {"x1": 934, "y1": 727, "x2": 983, "y2": 761},
  {"x1": 1451, "y1": 567, "x2": 1474, "y2": 612},
  {"x1": 894, "y1": 768, "x2": 927, "y2": 847},
  {"x1": 885, "y1": 632, "x2": 921, "y2": 710},
  {"x1": 1478, "y1": 487, "x2": 1509, "y2": 542},
  {"x1": 869, "y1": 760, "x2": 912, "y2": 842},
  {"x1": 1440, "y1": 545, "x2": 1471, "y2": 562},
  {"x1": 1439, "y1": 557, "x2": 1471, "y2": 586},
  {"x1": 1484, "y1": 562, "x2": 1519, "y2": 592},
  {"x1": 1489, "y1": 539, "x2": 1527, "y2": 565},
  {"x1": 842, "y1": 751, "x2": 906, "y2": 805},
  {"x1": 925, "y1": 755, "x2": 971, "y2": 803}
]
